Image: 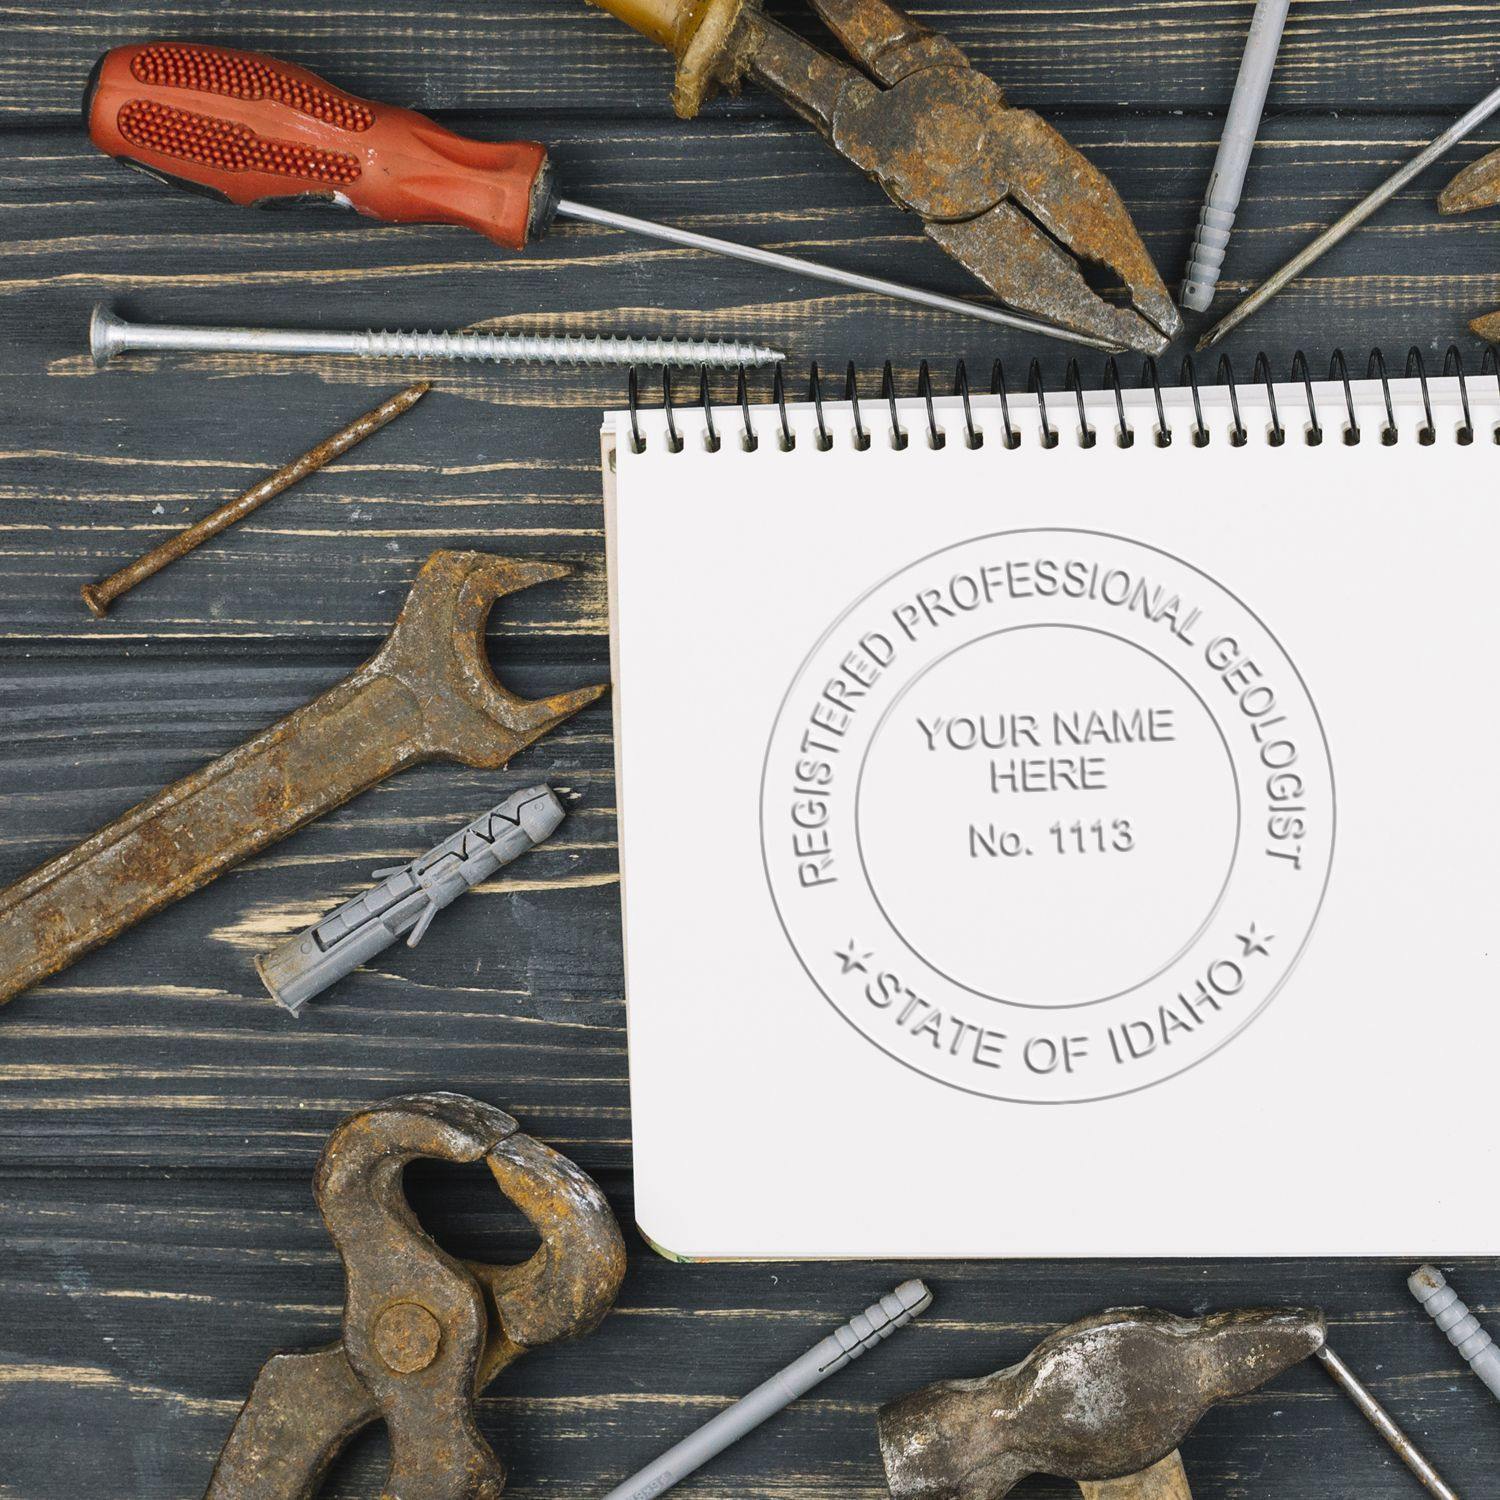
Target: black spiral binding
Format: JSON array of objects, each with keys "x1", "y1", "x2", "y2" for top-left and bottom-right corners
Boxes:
[{"x1": 627, "y1": 347, "x2": 1493, "y2": 451}]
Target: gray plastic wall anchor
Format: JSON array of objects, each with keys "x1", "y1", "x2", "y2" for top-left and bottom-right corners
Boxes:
[
  {"x1": 1409, "y1": 1264, "x2": 1500, "y2": 1403},
  {"x1": 257, "y1": 785, "x2": 566, "y2": 1016},
  {"x1": 600, "y1": 1281, "x2": 932, "y2": 1500},
  {"x1": 1180, "y1": 0, "x2": 1292, "y2": 312}
]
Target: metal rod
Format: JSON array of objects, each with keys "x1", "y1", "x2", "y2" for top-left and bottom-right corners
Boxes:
[
  {"x1": 89, "y1": 304, "x2": 783, "y2": 370},
  {"x1": 80, "y1": 382, "x2": 430, "y2": 618},
  {"x1": 556, "y1": 199, "x2": 1120, "y2": 353},
  {"x1": 1198, "y1": 79, "x2": 1500, "y2": 349},
  {"x1": 1315, "y1": 1345, "x2": 1461, "y2": 1500}
]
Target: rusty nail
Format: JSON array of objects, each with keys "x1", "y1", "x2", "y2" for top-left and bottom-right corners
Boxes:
[{"x1": 81, "y1": 381, "x2": 431, "y2": 618}]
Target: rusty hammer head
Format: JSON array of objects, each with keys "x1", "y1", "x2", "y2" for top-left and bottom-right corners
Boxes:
[
  {"x1": 372, "y1": 550, "x2": 608, "y2": 770},
  {"x1": 879, "y1": 1307, "x2": 1326, "y2": 1500}
]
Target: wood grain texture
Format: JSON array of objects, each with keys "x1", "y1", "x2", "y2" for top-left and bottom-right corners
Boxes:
[
  {"x1": 3, "y1": 114, "x2": 1500, "y2": 654},
  {"x1": 4, "y1": 0, "x2": 1500, "y2": 120},
  {"x1": 3, "y1": 1175, "x2": 1498, "y2": 1498},
  {"x1": 1, "y1": 0, "x2": 1498, "y2": 1495}
]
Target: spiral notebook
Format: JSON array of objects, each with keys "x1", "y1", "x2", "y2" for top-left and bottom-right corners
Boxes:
[{"x1": 602, "y1": 357, "x2": 1500, "y2": 1260}]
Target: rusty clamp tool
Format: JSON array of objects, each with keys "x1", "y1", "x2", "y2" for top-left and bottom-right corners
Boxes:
[
  {"x1": 205, "y1": 1093, "x2": 627, "y2": 1499},
  {"x1": 0, "y1": 552, "x2": 604, "y2": 1007},
  {"x1": 587, "y1": 0, "x2": 1181, "y2": 353}
]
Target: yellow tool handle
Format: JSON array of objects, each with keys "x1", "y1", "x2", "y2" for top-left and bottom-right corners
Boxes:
[
  {"x1": 589, "y1": 0, "x2": 698, "y2": 50},
  {"x1": 588, "y1": 0, "x2": 753, "y2": 113}
]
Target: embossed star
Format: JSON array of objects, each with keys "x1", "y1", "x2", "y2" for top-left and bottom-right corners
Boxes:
[
  {"x1": 1237, "y1": 924, "x2": 1274, "y2": 959},
  {"x1": 835, "y1": 941, "x2": 872, "y2": 976}
]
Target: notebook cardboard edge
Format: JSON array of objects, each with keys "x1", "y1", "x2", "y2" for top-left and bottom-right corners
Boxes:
[{"x1": 602, "y1": 421, "x2": 711, "y2": 1265}]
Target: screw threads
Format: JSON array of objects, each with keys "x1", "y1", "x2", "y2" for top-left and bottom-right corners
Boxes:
[
  {"x1": 1410, "y1": 1265, "x2": 1500, "y2": 1401},
  {"x1": 353, "y1": 327, "x2": 777, "y2": 368},
  {"x1": 87, "y1": 305, "x2": 783, "y2": 371}
]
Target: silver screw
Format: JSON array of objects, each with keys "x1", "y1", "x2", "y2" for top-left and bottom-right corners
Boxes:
[
  {"x1": 1411, "y1": 1264, "x2": 1500, "y2": 1404},
  {"x1": 89, "y1": 305, "x2": 783, "y2": 370}
]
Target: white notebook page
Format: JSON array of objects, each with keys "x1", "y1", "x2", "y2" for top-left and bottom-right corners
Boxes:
[{"x1": 604, "y1": 372, "x2": 1500, "y2": 1259}]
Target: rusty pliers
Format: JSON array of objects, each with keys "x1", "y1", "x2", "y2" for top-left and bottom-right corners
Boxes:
[
  {"x1": 204, "y1": 1094, "x2": 627, "y2": 1500},
  {"x1": 590, "y1": 0, "x2": 1181, "y2": 353}
]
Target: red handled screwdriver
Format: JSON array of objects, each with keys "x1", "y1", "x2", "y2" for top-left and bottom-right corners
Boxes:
[{"x1": 85, "y1": 42, "x2": 1111, "y2": 349}]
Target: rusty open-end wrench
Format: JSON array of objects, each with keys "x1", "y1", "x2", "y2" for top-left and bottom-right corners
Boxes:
[
  {"x1": 0, "y1": 552, "x2": 605, "y2": 1006},
  {"x1": 204, "y1": 1092, "x2": 627, "y2": 1499}
]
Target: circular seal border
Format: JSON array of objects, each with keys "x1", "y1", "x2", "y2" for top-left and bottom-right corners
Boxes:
[{"x1": 758, "y1": 528, "x2": 1338, "y2": 1105}]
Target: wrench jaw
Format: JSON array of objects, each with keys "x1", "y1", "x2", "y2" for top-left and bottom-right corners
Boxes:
[{"x1": 377, "y1": 551, "x2": 610, "y2": 772}]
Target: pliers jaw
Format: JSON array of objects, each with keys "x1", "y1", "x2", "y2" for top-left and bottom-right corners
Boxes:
[
  {"x1": 596, "y1": 0, "x2": 1181, "y2": 352},
  {"x1": 1439, "y1": 148, "x2": 1500, "y2": 341},
  {"x1": 1439, "y1": 149, "x2": 1500, "y2": 216}
]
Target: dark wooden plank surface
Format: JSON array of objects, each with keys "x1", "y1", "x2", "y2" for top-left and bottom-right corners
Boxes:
[
  {"x1": 1, "y1": 1, "x2": 1497, "y2": 1496},
  {"x1": 5, "y1": 0, "x2": 1500, "y2": 119}
]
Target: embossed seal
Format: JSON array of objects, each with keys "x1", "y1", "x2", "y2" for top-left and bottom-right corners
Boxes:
[{"x1": 760, "y1": 530, "x2": 1335, "y2": 1103}]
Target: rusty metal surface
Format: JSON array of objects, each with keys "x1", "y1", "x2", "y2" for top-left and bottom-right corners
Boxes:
[
  {"x1": 203, "y1": 1092, "x2": 627, "y2": 1500},
  {"x1": 81, "y1": 383, "x2": 431, "y2": 618},
  {"x1": 1439, "y1": 149, "x2": 1500, "y2": 337},
  {"x1": 1439, "y1": 147, "x2": 1500, "y2": 215},
  {"x1": 0, "y1": 551, "x2": 606, "y2": 1007},
  {"x1": 1470, "y1": 309, "x2": 1500, "y2": 341},
  {"x1": 877, "y1": 1307, "x2": 1326, "y2": 1499},
  {"x1": 596, "y1": 0, "x2": 1180, "y2": 353}
]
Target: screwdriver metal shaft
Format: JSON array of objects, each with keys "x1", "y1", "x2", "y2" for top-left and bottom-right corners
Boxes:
[{"x1": 555, "y1": 199, "x2": 1119, "y2": 351}]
